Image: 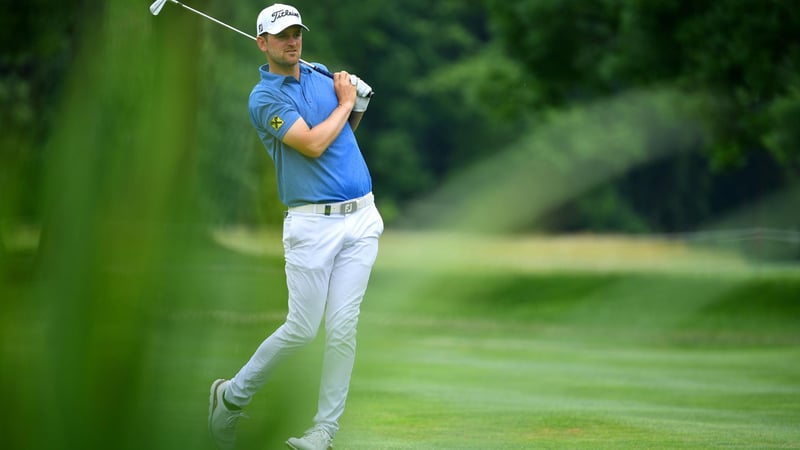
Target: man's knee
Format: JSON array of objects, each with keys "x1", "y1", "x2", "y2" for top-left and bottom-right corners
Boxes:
[{"x1": 282, "y1": 319, "x2": 320, "y2": 346}]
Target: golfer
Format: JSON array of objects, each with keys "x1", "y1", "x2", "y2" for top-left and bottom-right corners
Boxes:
[{"x1": 207, "y1": 4, "x2": 383, "y2": 450}]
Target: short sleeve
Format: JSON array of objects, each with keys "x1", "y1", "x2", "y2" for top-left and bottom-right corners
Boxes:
[{"x1": 249, "y1": 88, "x2": 301, "y2": 141}]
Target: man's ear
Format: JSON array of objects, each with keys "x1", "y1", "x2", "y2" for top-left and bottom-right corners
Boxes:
[{"x1": 256, "y1": 35, "x2": 268, "y2": 52}]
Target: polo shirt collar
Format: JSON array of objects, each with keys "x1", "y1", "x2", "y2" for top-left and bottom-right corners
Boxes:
[{"x1": 259, "y1": 63, "x2": 313, "y2": 88}]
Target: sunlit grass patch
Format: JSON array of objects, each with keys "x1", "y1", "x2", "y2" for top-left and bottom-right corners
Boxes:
[
  {"x1": 213, "y1": 227, "x2": 780, "y2": 276},
  {"x1": 375, "y1": 231, "x2": 781, "y2": 275}
]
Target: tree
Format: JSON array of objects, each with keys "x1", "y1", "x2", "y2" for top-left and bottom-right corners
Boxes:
[{"x1": 487, "y1": 0, "x2": 800, "y2": 170}]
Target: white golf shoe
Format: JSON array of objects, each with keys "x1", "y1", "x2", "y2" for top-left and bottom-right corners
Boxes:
[
  {"x1": 208, "y1": 379, "x2": 246, "y2": 450},
  {"x1": 286, "y1": 427, "x2": 333, "y2": 450}
]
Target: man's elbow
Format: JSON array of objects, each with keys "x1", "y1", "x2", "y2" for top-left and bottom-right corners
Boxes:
[
  {"x1": 286, "y1": 135, "x2": 326, "y2": 158},
  {"x1": 301, "y1": 143, "x2": 326, "y2": 158},
  {"x1": 283, "y1": 121, "x2": 327, "y2": 158}
]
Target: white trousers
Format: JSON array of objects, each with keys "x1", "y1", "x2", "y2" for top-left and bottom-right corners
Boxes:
[{"x1": 227, "y1": 201, "x2": 383, "y2": 438}]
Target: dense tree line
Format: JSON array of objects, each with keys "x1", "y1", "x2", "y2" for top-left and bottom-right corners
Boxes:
[
  {"x1": 2, "y1": 0, "x2": 797, "y2": 234},
  {"x1": 484, "y1": 0, "x2": 799, "y2": 231}
]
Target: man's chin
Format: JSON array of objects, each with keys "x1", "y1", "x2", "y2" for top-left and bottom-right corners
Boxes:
[{"x1": 275, "y1": 58, "x2": 300, "y2": 70}]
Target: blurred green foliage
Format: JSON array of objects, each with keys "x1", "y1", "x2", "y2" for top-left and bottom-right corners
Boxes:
[{"x1": 1, "y1": 1, "x2": 208, "y2": 448}]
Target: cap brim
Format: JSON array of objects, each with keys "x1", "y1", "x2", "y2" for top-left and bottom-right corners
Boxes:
[{"x1": 270, "y1": 22, "x2": 309, "y2": 34}]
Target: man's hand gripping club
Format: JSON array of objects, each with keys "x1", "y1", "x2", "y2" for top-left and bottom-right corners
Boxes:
[{"x1": 333, "y1": 71, "x2": 372, "y2": 131}]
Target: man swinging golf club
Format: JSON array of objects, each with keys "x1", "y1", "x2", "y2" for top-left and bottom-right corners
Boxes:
[{"x1": 207, "y1": 3, "x2": 383, "y2": 450}]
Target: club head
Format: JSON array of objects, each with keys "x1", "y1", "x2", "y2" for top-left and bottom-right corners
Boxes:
[{"x1": 149, "y1": 0, "x2": 168, "y2": 16}]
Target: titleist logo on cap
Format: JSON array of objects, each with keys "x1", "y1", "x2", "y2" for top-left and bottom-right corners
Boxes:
[{"x1": 271, "y1": 9, "x2": 300, "y2": 22}]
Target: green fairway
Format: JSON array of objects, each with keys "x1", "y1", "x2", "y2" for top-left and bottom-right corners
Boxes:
[
  {"x1": 4, "y1": 231, "x2": 799, "y2": 449},
  {"x1": 136, "y1": 231, "x2": 799, "y2": 450}
]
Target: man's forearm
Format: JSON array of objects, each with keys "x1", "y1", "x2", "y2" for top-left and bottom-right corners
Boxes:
[{"x1": 283, "y1": 102, "x2": 354, "y2": 158}]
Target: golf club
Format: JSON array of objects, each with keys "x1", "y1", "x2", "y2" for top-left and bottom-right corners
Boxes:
[{"x1": 149, "y1": 0, "x2": 373, "y2": 96}]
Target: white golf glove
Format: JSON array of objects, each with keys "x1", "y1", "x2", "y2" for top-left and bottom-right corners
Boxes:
[
  {"x1": 349, "y1": 74, "x2": 373, "y2": 113},
  {"x1": 349, "y1": 74, "x2": 373, "y2": 97}
]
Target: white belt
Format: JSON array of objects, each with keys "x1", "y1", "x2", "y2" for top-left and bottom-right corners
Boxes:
[{"x1": 289, "y1": 192, "x2": 374, "y2": 216}]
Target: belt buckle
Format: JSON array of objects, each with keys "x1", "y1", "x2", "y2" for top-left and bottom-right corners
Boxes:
[{"x1": 341, "y1": 200, "x2": 358, "y2": 215}]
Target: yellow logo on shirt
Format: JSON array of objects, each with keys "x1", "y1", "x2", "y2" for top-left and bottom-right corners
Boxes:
[{"x1": 270, "y1": 115, "x2": 284, "y2": 131}]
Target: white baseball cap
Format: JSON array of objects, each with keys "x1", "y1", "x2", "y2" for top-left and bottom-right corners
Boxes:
[{"x1": 256, "y1": 4, "x2": 309, "y2": 36}]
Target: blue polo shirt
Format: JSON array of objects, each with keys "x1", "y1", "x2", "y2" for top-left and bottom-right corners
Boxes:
[{"x1": 249, "y1": 63, "x2": 372, "y2": 207}]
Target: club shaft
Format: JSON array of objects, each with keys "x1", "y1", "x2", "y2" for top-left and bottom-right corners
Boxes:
[
  {"x1": 171, "y1": 0, "x2": 254, "y2": 41},
  {"x1": 168, "y1": 0, "x2": 334, "y2": 80}
]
